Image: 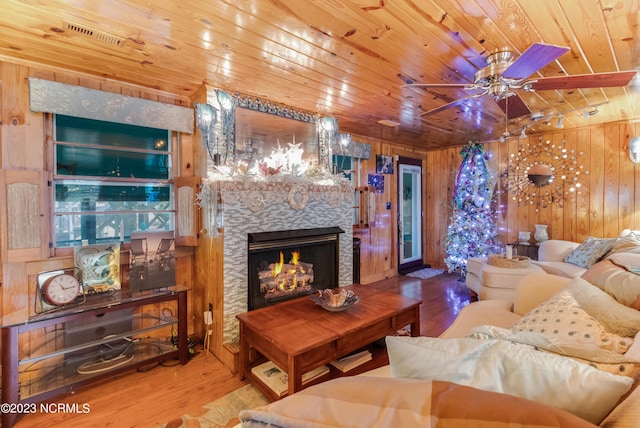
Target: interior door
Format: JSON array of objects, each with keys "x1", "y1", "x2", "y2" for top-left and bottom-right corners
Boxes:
[{"x1": 397, "y1": 157, "x2": 423, "y2": 273}]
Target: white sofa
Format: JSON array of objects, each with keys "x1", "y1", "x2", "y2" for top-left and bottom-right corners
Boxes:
[
  {"x1": 467, "y1": 233, "x2": 640, "y2": 303},
  {"x1": 239, "y1": 272, "x2": 640, "y2": 427},
  {"x1": 532, "y1": 229, "x2": 640, "y2": 278},
  {"x1": 465, "y1": 256, "x2": 545, "y2": 301},
  {"x1": 533, "y1": 239, "x2": 587, "y2": 277}
]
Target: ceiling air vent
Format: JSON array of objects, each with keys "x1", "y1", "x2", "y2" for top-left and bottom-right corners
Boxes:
[{"x1": 64, "y1": 21, "x2": 126, "y2": 47}]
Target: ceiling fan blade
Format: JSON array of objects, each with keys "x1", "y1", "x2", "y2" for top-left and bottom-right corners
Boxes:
[
  {"x1": 502, "y1": 43, "x2": 569, "y2": 80},
  {"x1": 526, "y1": 70, "x2": 636, "y2": 91},
  {"x1": 419, "y1": 92, "x2": 486, "y2": 116},
  {"x1": 496, "y1": 93, "x2": 531, "y2": 119}
]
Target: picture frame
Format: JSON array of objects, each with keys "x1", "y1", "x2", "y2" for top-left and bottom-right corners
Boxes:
[
  {"x1": 368, "y1": 173, "x2": 385, "y2": 194},
  {"x1": 376, "y1": 155, "x2": 394, "y2": 174}
]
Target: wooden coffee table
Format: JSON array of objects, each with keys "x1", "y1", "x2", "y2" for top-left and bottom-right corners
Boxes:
[{"x1": 236, "y1": 285, "x2": 422, "y2": 400}]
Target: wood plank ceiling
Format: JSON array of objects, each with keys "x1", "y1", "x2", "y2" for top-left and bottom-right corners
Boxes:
[{"x1": 0, "y1": 0, "x2": 638, "y2": 150}]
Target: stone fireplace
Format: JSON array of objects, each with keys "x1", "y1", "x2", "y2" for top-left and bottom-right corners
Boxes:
[
  {"x1": 247, "y1": 227, "x2": 344, "y2": 310},
  {"x1": 204, "y1": 179, "x2": 354, "y2": 345}
]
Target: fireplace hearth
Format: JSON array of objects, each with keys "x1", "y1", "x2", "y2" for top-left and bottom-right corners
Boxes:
[{"x1": 247, "y1": 227, "x2": 344, "y2": 310}]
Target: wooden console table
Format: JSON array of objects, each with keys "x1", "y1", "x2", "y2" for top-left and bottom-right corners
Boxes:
[
  {"x1": 1, "y1": 289, "x2": 188, "y2": 428},
  {"x1": 509, "y1": 242, "x2": 539, "y2": 260},
  {"x1": 237, "y1": 285, "x2": 422, "y2": 400}
]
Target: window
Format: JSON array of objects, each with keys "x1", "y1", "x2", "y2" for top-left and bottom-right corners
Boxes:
[
  {"x1": 332, "y1": 154, "x2": 353, "y2": 181},
  {"x1": 53, "y1": 115, "x2": 174, "y2": 247}
]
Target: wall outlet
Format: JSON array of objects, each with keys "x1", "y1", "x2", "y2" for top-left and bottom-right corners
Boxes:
[{"x1": 203, "y1": 310, "x2": 213, "y2": 325}]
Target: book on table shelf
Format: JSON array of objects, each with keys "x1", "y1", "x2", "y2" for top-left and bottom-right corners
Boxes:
[
  {"x1": 251, "y1": 361, "x2": 329, "y2": 397},
  {"x1": 329, "y1": 349, "x2": 372, "y2": 373}
]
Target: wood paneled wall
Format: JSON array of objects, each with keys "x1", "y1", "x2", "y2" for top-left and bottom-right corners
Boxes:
[
  {"x1": 349, "y1": 120, "x2": 640, "y2": 276},
  {"x1": 0, "y1": 61, "x2": 198, "y2": 331},
  {"x1": 419, "y1": 121, "x2": 640, "y2": 271},
  {"x1": 350, "y1": 135, "x2": 428, "y2": 284},
  {"x1": 2, "y1": 57, "x2": 640, "y2": 374}
]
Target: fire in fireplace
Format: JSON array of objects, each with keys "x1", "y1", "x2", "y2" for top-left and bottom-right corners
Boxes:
[
  {"x1": 247, "y1": 227, "x2": 344, "y2": 310},
  {"x1": 258, "y1": 250, "x2": 314, "y2": 298}
]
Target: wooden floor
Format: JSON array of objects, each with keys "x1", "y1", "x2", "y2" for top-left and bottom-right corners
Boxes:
[{"x1": 14, "y1": 272, "x2": 470, "y2": 428}]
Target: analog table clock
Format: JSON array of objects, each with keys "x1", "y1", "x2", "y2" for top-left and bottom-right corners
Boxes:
[{"x1": 42, "y1": 273, "x2": 81, "y2": 306}]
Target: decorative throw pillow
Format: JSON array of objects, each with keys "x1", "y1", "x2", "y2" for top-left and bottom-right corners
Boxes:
[
  {"x1": 618, "y1": 229, "x2": 640, "y2": 239},
  {"x1": 564, "y1": 237, "x2": 617, "y2": 268},
  {"x1": 566, "y1": 277, "x2": 640, "y2": 338},
  {"x1": 510, "y1": 289, "x2": 633, "y2": 354},
  {"x1": 582, "y1": 255, "x2": 640, "y2": 306},
  {"x1": 606, "y1": 233, "x2": 640, "y2": 256},
  {"x1": 386, "y1": 335, "x2": 633, "y2": 424}
]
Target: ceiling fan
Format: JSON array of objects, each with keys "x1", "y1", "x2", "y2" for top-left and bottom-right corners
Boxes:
[{"x1": 403, "y1": 43, "x2": 636, "y2": 119}]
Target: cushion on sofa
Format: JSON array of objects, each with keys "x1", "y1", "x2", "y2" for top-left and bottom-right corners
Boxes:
[
  {"x1": 385, "y1": 335, "x2": 633, "y2": 424},
  {"x1": 439, "y1": 299, "x2": 520, "y2": 339},
  {"x1": 538, "y1": 239, "x2": 580, "y2": 262},
  {"x1": 510, "y1": 289, "x2": 633, "y2": 353},
  {"x1": 564, "y1": 237, "x2": 617, "y2": 268},
  {"x1": 238, "y1": 377, "x2": 599, "y2": 428},
  {"x1": 566, "y1": 277, "x2": 640, "y2": 338},
  {"x1": 606, "y1": 233, "x2": 640, "y2": 256},
  {"x1": 467, "y1": 325, "x2": 640, "y2": 378},
  {"x1": 532, "y1": 260, "x2": 587, "y2": 278},
  {"x1": 581, "y1": 255, "x2": 640, "y2": 307},
  {"x1": 512, "y1": 273, "x2": 572, "y2": 316},
  {"x1": 618, "y1": 229, "x2": 640, "y2": 238}
]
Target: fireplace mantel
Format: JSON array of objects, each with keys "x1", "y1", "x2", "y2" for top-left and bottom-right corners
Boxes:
[
  {"x1": 200, "y1": 175, "x2": 354, "y2": 345},
  {"x1": 201, "y1": 176, "x2": 352, "y2": 213}
]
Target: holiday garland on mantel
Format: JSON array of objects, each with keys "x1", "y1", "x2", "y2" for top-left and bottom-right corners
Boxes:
[{"x1": 445, "y1": 142, "x2": 497, "y2": 273}]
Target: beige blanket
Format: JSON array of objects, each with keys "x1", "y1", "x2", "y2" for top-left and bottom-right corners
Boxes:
[{"x1": 239, "y1": 377, "x2": 597, "y2": 428}]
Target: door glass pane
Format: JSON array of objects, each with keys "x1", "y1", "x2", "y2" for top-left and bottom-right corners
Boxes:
[{"x1": 400, "y1": 164, "x2": 422, "y2": 263}]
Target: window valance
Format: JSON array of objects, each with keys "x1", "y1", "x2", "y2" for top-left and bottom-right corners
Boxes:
[{"x1": 28, "y1": 78, "x2": 194, "y2": 134}]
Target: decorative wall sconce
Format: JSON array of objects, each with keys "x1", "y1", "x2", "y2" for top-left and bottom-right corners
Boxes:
[
  {"x1": 193, "y1": 102, "x2": 219, "y2": 164},
  {"x1": 502, "y1": 137, "x2": 588, "y2": 211},
  {"x1": 318, "y1": 117, "x2": 338, "y2": 170},
  {"x1": 630, "y1": 136, "x2": 640, "y2": 164},
  {"x1": 215, "y1": 89, "x2": 236, "y2": 165},
  {"x1": 339, "y1": 133, "x2": 352, "y2": 148}
]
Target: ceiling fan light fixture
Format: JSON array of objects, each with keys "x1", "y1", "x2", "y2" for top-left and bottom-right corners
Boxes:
[
  {"x1": 629, "y1": 136, "x2": 640, "y2": 163},
  {"x1": 530, "y1": 111, "x2": 545, "y2": 121},
  {"x1": 555, "y1": 114, "x2": 564, "y2": 129},
  {"x1": 583, "y1": 106, "x2": 599, "y2": 118},
  {"x1": 519, "y1": 127, "x2": 527, "y2": 139}
]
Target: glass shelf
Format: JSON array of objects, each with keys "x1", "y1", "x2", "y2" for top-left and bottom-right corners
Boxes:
[
  {"x1": 2, "y1": 288, "x2": 188, "y2": 428},
  {"x1": 19, "y1": 312, "x2": 178, "y2": 365},
  {"x1": 18, "y1": 338, "x2": 177, "y2": 400}
]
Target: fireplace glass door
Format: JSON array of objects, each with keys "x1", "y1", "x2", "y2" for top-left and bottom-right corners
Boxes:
[{"x1": 247, "y1": 227, "x2": 342, "y2": 310}]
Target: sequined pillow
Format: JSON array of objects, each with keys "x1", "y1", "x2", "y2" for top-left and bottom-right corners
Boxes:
[
  {"x1": 564, "y1": 237, "x2": 617, "y2": 268},
  {"x1": 510, "y1": 289, "x2": 633, "y2": 354}
]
